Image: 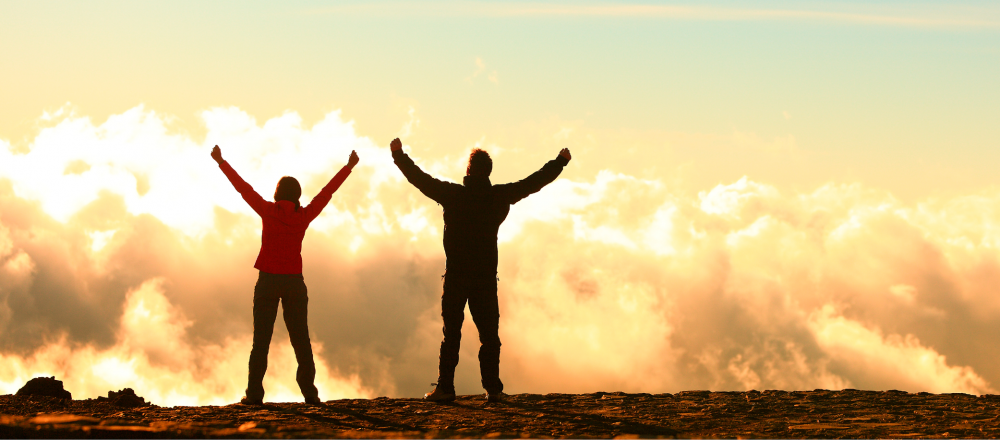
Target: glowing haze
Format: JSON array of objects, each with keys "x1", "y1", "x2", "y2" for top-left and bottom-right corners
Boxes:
[{"x1": 1, "y1": 0, "x2": 999, "y2": 405}]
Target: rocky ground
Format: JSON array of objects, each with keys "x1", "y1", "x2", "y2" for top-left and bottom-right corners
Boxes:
[{"x1": 3, "y1": 389, "x2": 1000, "y2": 438}]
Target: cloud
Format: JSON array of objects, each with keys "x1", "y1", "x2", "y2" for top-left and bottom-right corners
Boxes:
[
  {"x1": 466, "y1": 57, "x2": 499, "y2": 85},
  {"x1": 1, "y1": 104, "x2": 999, "y2": 405},
  {"x1": 0, "y1": 279, "x2": 371, "y2": 405},
  {"x1": 809, "y1": 305, "x2": 990, "y2": 394},
  {"x1": 305, "y1": 2, "x2": 1000, "y2": 29},
  {"x1": 398, "y1": 107, "x2": 420, "y2": 140}
]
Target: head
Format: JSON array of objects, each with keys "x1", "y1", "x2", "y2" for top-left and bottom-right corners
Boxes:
[
  {"x1": 466, "y1": 149, "x2": 493, "y2": 177},
  {"x1": 274, "y1": 176, "x2": 301, "y2": 210}
]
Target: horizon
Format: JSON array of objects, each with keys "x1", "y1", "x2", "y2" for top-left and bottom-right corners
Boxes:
[{"x1": 1, "y1": 0, "x2": 1000, "y2": 405}]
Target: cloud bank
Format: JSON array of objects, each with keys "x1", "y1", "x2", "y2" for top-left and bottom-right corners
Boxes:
[{"x1": 1, "y1": 105, "x2": 999, "y2": 405}]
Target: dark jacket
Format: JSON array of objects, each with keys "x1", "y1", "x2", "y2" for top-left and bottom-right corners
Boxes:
[{"x1": 393, "y1": 149, "x2": 569, "y2": 278}]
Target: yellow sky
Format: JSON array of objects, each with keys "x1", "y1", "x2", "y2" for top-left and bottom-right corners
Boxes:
[{"x1": 2, "y1": 1, "x2": 999, "y2": 199}]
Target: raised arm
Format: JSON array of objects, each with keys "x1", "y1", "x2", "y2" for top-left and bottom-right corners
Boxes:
[
  {"x1": 212, "y1": 145, "x2": 269, "y2": 216},
  {"x1": 496, "y1": 148, "x2": 571, "y2": 204},
  {"x1": 390, "y1": 138, "x2": 459, "y2": 204},
  {"x1": 302, "y1": 150, "x2": 358, "y2": 221}
]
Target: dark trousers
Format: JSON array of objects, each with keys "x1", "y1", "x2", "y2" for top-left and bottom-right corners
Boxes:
[
  {"x1": 437, "y1": 274, "x2": 504, "y2": 393},
  {"x1": 246, "y1": 271, "x2": 319, "y2": 401}
]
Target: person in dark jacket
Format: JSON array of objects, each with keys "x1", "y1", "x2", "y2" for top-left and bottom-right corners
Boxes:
[
  {"x1": 389, "y1": 137, "x2": 571, "y2": 403},
  {"x1": 211, "y1": 145, "x2": 358, "y2": 405}
]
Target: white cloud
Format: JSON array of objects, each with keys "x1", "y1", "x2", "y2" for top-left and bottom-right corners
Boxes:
[
  {"x1": 809, "y1": 305, "x2": 993, "y2": 394},
  {"x1": 2, "y1": 104, "x2": 1000, "y2": 402},
  {"x1": 0, "y1": 279, "x2": 372, "y2": 406}
]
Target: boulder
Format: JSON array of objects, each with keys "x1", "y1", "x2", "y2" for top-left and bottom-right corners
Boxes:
[
  {"x1": 16, "y1": 376, "x2": 72, "y2": 400},
  {"x1": 97, "y1": 388, "x2": 148, "y2": 407}
]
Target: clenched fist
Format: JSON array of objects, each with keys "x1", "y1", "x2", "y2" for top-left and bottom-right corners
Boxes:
[
  {"x1": 211, "y1": 145, "x2": 223, "y2": 164},
  {"x1": 559, "y1": 148, "x2": 571, "y2": 161},
  {"x1": 347, "y1": 150, "x2": 360, "y2": 169}
]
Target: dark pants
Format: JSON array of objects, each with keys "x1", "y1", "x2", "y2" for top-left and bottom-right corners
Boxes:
[
  {"x1": 437, "y1": 274, "x2": 504, "y2": 393},
  {"x1": 246, "y1": 271, "x2": 319, "y2": 401}
]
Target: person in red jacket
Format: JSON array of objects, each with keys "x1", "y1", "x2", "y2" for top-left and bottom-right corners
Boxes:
[{"x1": 211, "y1": 145, "x2": 358, "y2": 405}]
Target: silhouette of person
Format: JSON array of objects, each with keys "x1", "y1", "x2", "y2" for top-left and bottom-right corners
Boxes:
[
  {"x1": 389, "y1": 138, "x2": 571, "y2": 403},
  {"x1": 211, "y1": 145, "x2": 359, "y2": 405}
]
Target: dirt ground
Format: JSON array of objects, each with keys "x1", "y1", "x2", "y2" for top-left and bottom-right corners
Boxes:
[{"x1": 3, "y1": 389, "x2": 1000, "y2": 438}]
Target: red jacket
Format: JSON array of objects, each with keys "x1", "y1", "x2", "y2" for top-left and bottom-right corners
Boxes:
[{"x1": 219, "y1": 161, "x2": 352, "y2": 274}]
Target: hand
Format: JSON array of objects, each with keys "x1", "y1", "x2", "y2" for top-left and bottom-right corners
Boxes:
[
  {"x1": 211, "y1": 145, "x2": 223, "y2": 164},
  {"x1": 559, "y1": 148, "x2": 571, "y2": 161},
  {"x1": 347, "y1": 150, "x2": 359, "y2": 169},
  {"x1": 390, "y1": 138, "x2": 402, "y2": 152}
]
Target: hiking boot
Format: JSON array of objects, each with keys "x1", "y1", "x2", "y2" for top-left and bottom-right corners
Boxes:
[
  {"x1": 240, "y1": 396, "x2": 263, "y2": 406},
  {"x1": 424, "y1": 384, "x2": 456, "y2": 402},
  {"x1": 486, "y1": 390, "x2": 505, "y2": 403},
  {"x1": 305, "y1": 396, "x2": 322, "y2": 405}
]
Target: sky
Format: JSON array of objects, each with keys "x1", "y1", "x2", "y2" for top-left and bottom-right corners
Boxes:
[{"x1": 1, "y1": 0, "x2": 1000, "y2": 404}]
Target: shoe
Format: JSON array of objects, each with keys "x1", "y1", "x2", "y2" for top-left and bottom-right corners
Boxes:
[
  {"x1": 424, "y1": 383, "x2": 456, "y2": 402},
  {"x1": 305, "y1": 396, "x2": 322, "y2": 405},
  {"x1": 486, "y1": 390, "x2": 505, "y2": 403},
  {"x1": 240, "y1": 396, "x2": 263, "y2": 405}
]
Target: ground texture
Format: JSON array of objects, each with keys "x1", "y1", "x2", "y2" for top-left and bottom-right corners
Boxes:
[{"x1": 3, "y1": 389, "x2": 1000, "y2": 438}]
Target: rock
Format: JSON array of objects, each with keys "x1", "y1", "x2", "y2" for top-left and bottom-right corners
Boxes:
[
  {"x1": 15, "y1": 376, "x2": 71, "y2": 400},
  {"x1": 96, "y1": 388, "x2": 148, "y2": 407},
  {"x1": 3, "y1": 389, "x2": 1000, "y2": 438}
]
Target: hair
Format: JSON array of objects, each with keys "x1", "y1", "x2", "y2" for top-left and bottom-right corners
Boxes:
[
  {"x1": 274, "y1": 176, "x2": 301, "y2": 210},
  {"x1": 466, "y1": 149, "x2": 492, "y2": 177}
]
